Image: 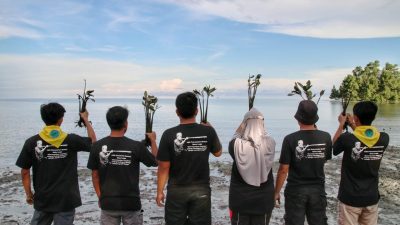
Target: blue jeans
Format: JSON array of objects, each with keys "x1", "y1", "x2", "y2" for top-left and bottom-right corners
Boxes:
[
  {"x1": 31, "y1": 209, "x2": 75, "y2": 225},
  {"x1": 165, "y1": 185, "x2": 211, "y2": 225},
  {"x1": 284, "y1": 188, "x2": 328, "y2": 225}
]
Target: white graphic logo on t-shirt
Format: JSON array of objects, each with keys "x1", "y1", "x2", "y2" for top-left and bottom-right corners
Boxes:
[
  {"x1": 35, "y1": 140, "x2": 48, "y2": 160},
  {"x1": 99, "y1": 145, "x2": 132, "y2": 166},
  {"x1": 295, "y1": 140, "x2": 326, "y2": 160},
  {"x1": 35, "y1": 140, "x2": 68, "y2": 161},
  {"x1": 100, "y1": 145, "x2": 113, "y2": 166},
  {"x1": 351, "y1": 142, "x2": 367, "y2": 161},
  {"x1": 351, "y1": 142, "x2": 385, "y2": 162},
  {"x1": 173, "y1": 132, "x2": 208, "y2": 155}
]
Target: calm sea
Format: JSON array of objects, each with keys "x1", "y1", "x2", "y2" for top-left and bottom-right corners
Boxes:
[{"x1": 1, "y1": 97, "x2": 399, "y2": 173}]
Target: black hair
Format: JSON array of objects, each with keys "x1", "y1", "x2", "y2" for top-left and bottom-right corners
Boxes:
[
  {"x1": 175, "y1": 92, "x2": 198, "y2": 119},
  {"x1": 40, "y1": 103, "x2": 66, "y2": 125},
  {"x1": 106, "y1": 106, "x2": 129, "y2": 130},
  {"x1": 353, "y1": 101, "x2": 378, "y2": 125}
]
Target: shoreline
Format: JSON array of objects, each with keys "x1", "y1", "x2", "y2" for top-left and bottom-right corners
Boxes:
[{"x1": 1, "y1": 146, "x2": 399, "y2": 224}]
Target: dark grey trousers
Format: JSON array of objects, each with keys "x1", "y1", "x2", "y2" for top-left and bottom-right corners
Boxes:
[{"x1": 31, "y1": 209, "x2": 75, "y2": 225}]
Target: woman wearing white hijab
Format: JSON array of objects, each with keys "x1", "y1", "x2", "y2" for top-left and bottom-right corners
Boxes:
[{"x1": 229, "y1": 108, "x2": 276, "y2": 225}]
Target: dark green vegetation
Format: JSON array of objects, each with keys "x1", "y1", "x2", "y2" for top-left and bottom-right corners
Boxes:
[
  {"x1": 288, "y1": 80, "x2": 325, "y2": 104},
  {"x1": 193, "y1": 85, "x2": 216, "y2": 123},
  {"x1": 248, "y1": 74, "x2": 261, "y2": 110},
  {"x1": 76, "y1": 79, "x2": 94, "y2": 128},
  {"x1": 330, "y1": 61, "x2": 400, "y2": 103}
]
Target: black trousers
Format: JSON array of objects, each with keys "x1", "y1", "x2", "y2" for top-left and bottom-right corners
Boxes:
[
  {"x1": 165, "y1": 185, "x2": 211, "y2": 225},
  {"x1": 230, "y1": 211, "x2": 272, "y2": 225},
  {"x1": 284, "y1": 188, "x2": 328, "y2": 225}
]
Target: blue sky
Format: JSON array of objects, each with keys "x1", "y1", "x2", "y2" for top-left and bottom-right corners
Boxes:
[{"x1": 0, "y1": 0, "x2": 399, "y2": 98}]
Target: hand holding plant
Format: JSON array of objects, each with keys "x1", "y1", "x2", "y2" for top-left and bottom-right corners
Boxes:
[{"x1": 76, "y1": 79, "x2": 95, "y2": 128}]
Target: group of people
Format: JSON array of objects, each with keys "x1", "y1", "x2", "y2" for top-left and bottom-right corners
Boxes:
[{"x1": 16, "y1": 91, "x2": 390, "y2": 225}]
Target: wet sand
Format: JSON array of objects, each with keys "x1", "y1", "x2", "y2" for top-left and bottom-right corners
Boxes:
[{"x1": 1, "y1": 146, "x2": 399, "y2": 225}]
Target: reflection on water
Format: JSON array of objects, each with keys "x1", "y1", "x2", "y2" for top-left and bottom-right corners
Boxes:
[{"x1": 0, "y1": 98, "x2": 399, "y2": 172}]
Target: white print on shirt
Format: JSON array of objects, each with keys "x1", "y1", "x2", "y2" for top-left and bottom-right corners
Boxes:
[
  {"x1": 173, "y1": 132, "x2": 208, "y2": 155},
  {"x1": 295, "y1": 140, "x2": 326, "y2": 160},
  {"x1": 35, "y1": 140, "x2": 48, "y2": 160},
  {"x1": 35, "y1": 140, "x2": 68, "y2": 161},
  {"x1": 100, "y1": 145, "x2": 132, "y2": 166},
  {"x1": 100, "y1": 145, "x2": 113, "y2": 166},
  {"x1": 351, "y1": 142, "x2": 367, "y2": 161},
  {"x1": 351, "y1": 142, "x2": 385, "y2": 162}
]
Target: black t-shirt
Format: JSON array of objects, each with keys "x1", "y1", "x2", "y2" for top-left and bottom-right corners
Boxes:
[
  {"x1": 333, "y1": 132, "x2": 389, "y2": 207},
  {"x1": 228, "y1": 139, "x2": 275, "y2": 214},
  {"x1": 87, "y1": 136, "x2": 157, "y2": 211},
  {"x1": 16, "y1": 134, "x2": 91, "y2": 212},
  {"x1": 279, "y1": 130, "x2": 332, "y2": 192},
  {"x1": 157, "y1": 123, "x2": 222, "y2": 186}
]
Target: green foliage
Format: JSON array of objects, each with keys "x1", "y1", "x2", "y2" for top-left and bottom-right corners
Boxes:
[
  {"x1": 248, "y1": 74, "x2": 261, "y2": 110},
  {"x1": 330, "y1": 60, "x2": 400, "y2": 103},
  {"x1": 193, "y1": 85, "x2": 216, "y2": 123},
  {"x1": 76, "y1": 79, "x2": 95, "y2": 128},
  {"x1": 288, "y1": 80, "x2": 325, "y2": 104},
  {"x1": 142, "y1": 91, "x2": 160, "y2": 133}
]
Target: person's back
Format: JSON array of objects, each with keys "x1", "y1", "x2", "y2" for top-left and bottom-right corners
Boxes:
[
  {"x1": 274, "y1": 100, "x2": 332, "y2": 225},
  {"x1": 228, "y1": 108, "x2": 276, "y2": 225},
  {"x1": 333, "y1": 101, "x2": 390, "y2": 225},
  {"x1": 16, "y1": 102, "x2": 96, "y2": 225},
  {"x1": 87, "y1": 106, "x2": 158, "y2": 225},
  {"x1": 156, "y1": 92, "x2": 222, "y2": 225}
]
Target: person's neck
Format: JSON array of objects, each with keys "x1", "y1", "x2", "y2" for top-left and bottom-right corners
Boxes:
[
  {"x1": 179, "y1": 117, "x2": 196, "y2": 125},
  {"x1": 109, "y1": 129, "x2": 125, "y2": 137},
  {"x1": 299, "y1": 124, "x2": 316, "y2": 130}
]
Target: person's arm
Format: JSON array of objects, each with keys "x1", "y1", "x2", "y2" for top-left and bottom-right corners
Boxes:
[
  {"x1": 146, "y1": 132, "x2": 158, "y2": 157},
  {"x1": 156, "y1": 161, "x2": 170, "y2": 207},
  {"x1": 274, "y1": 164, "x2": 289, "y2": 208},
  {"x1": 91, "y1": 170, "x2": 101, "y2": 198},
  {"x1": 347, "y1": 114, "x2": 356, "y2": 131},
  {"x1": 333, "y1": 114, "x2": 347, "y2": 144},
  {"x1": 21, "y1": 169, "x2": 34, "y2": 205},
  {"x1": 80, "y1": 110, "x2": 97, "y2": 143}
]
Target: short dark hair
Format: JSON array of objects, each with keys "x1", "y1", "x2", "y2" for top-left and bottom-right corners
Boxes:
[
  {"x1": 106, "y1": 106, "x2": 129, "y2": 130},
  {"x1": 40, "y1": 103, "x2": 66, "y2": 125},
  {"x1": 353, "y1": 101, "x2": 378, "y2": 125},
  {"x1": 175, "y1": 92, "x2": 198, "y2": 119}
]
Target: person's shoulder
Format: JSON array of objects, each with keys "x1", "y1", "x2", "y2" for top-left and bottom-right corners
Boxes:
[
  {"x1": 265, "y1": 135, "x2": 276, "y2": 145},
  {"x1": 316, "y1": 129, "x2": 332, "y2": 138},
  {"x1": 26, "y1": 134, "x2": 40, "y2": 143},
  {"x1": 379, "y1": 132, "x2": 390, "y2": 143}
]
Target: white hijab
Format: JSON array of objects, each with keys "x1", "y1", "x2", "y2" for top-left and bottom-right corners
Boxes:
[{"x1": 233, "y1": 108, "x2": 275, "y2": 186}]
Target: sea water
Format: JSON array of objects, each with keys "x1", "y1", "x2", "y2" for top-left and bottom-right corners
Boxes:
[{"x1": 1, "y1": 97, "x2": 399, "y2": 174}]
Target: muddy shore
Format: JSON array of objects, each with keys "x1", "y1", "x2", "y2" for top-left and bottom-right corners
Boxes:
[{"x1": 1, "y1": 146, "x2": 399, "y2": 225}]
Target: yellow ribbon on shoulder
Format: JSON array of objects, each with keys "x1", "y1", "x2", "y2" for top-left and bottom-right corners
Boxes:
[
  {"x1": 39, "y1": 125, "x2": 68, "y2": 148},
  {"x1": 353, "y1": 126, "x2": 380, "y2": 148}
]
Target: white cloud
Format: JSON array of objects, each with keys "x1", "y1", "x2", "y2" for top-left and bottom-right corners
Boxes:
[
  {"x1": 161, "y1": 0, "x2": 400, "y2": 38},
  {"x1": 160, "y1": 78, "x2": 183, "y2": 91},
  {"x1": 0, "y1": 25, "x2": 43, "y2": 39},
  {"x1": 0, "y1": 54, "x2": 215, "y2": 98}
]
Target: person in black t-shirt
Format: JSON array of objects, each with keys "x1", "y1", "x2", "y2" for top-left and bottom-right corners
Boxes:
[
  {"x1": 228, "y1": 108, "x2": 275, "y2": 225},
  {"x1": 333, "y1": 101, "x2": 389, "y2": 225},
  {"x1": 274, "y1": 100, "x2": 332, "y2": 225},
  {"x1": 16, "y1": 102, "x2": 96, "y2": 225},
  {"x1": 87, "y1": 106, "x2": 158, "y2": 225},
  {"x1": 156, "y1": 92, "x2": 222, "y2": 225}
]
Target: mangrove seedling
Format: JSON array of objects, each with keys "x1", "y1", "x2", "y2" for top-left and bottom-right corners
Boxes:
[
  {"x1": 248, "y1": 74, "x2": 262, "y2": 110},
  {"x1": 142, "y1": 91, "x2": 160, "y2": 145},
  {"x1": 193, "y1": 85, "x2": 216, "y2": 123},
  {"x1": 288, "y1": 80, "x2": 325, "y2": 104},
  {"x1": 76, "y1": 79, "x2": 95, "y2": 128},
  {"x1": 341, "y1": 94, "x2": 352, "y2": 132}
]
